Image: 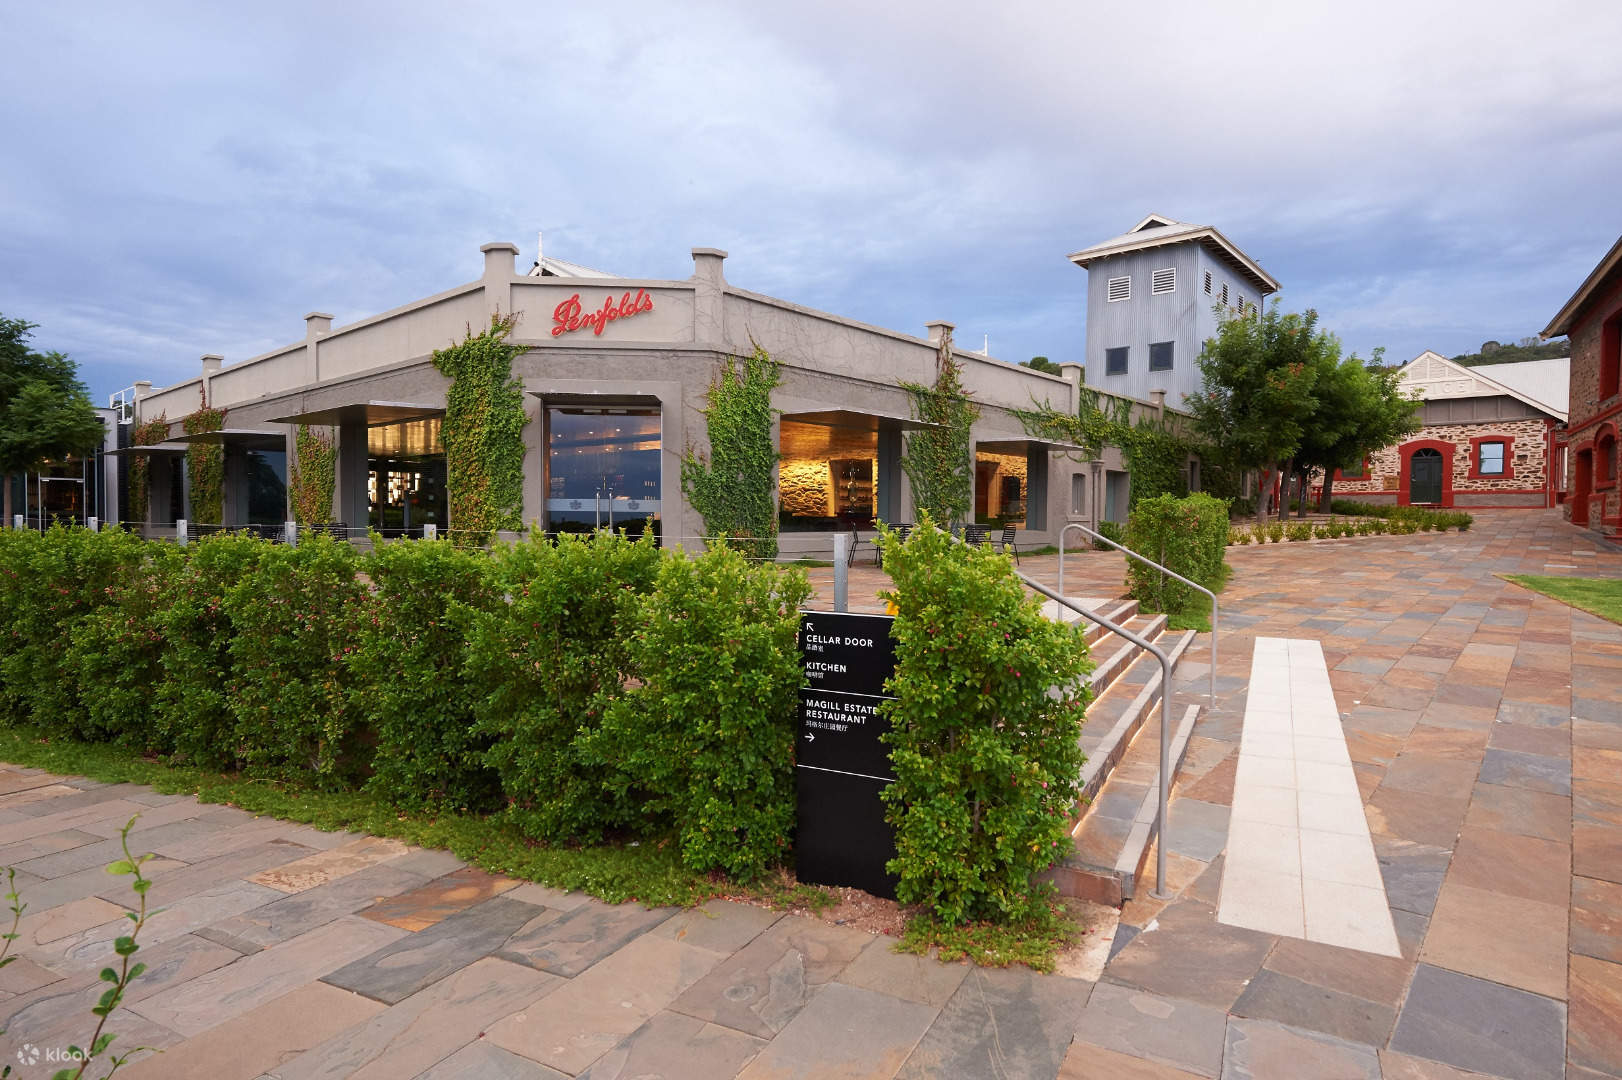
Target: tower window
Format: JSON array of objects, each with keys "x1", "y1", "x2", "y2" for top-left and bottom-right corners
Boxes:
[
  {"x1": 1149, "y1": 341, "x2": 1174, "y2": 371},
  {"x1": 1105, "y1": 347, "x2": 1129, "y2": 375}
]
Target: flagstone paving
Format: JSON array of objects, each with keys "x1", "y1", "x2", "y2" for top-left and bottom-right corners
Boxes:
[{"x1": 0, "y1": 509, "x2": 1617, "y2": 1077}]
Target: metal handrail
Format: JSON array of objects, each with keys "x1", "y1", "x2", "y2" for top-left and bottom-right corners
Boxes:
[
  {"x1": 1059, "y1": 523, "x2": 1217, "y2": 703},
  {"x1": 1017, "y1": 570, "x2": 1175, "y2": 900}
]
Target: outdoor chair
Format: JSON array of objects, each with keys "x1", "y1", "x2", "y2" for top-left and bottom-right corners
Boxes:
[
  {"x1": 877, "y1": 523, "x2": 913, "y2": 567},
  {"x1": 997, "y1": 524, "x2": 1021, "y2": 564},
  {"x1": 963, "y1": 524, "x2": 990, "y2": 546}
]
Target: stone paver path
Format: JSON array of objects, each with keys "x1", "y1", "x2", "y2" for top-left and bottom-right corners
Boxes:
[{"x1": 0, "y1": 509, "x2": 1617, "y2": 1078}]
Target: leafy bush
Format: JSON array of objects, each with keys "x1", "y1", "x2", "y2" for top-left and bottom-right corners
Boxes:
[
  {"x1": 352, "y1": 537, "x2": 501, "y2": 811},
  {"x1": 465, "y1": 531, "x2": 661, "y2": 843},
  {"x1": 1329, "y1": 499, "x2": 1473, "y2": 533},
  {"x1": 224, "y1": 534, "x2": 365, "y2": 782},
  {"x1": 595, "y1": 544, "x2": 810, "y2": 881},
  {"x1": 1266, "y1": 521, "x2": 1285, "y2": 543},
  {"x1": 1250, "y1": 522, "x2": 1268, "y2": 545},
  {"x1": 1229, "y1": 527, "x2": 1252, "y2": 545},
  {"x1": 69, "y1": 541, "x2": 187, "y2": 747},
  {"x1": 877, "y1": 518, "x2": 1091, "y2": 924},
  {"x1": 153, "y1": 533, "x2": 266, "y2": 767},
  {"x1": 1093, "y1": 520, "x2": 1125, "y2": 551},
  {"x1": 0, "y1": 526, "x2": 147, "y2": 731},
  {"x1": 1287, "y1": 523, "x2": 1313, "y2": 542},
  {"x1": 1123, "y1": 494, "x2": 1230, "y2": 617}
]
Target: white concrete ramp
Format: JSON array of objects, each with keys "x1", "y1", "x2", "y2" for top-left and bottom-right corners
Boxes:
[{"x1": 1218, "y1": 636, "x2": 1400, "y2": 957}]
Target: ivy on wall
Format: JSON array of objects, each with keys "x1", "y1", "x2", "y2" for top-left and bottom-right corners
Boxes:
[
  {"x1": 182, "y1": 392, "x2": 228, "y2": 525},
  {"x1": 289, "y1": 424, "x2": 337, "y2": 526},
  {"x1": 125, "y1": 414, "x2": 169, "y2": 523},
  {"x1": 432, "y1": 313, "x2": 530, "y2": 547},
  {"x1": 682, "y1": 344, "x2": 782, "y2": 559},
  {"x1": 1016, "y1": 388, "x2": 1191, "y2": 510},
  {"x1": 901, "y1": 331, "x2": 980, "y2": 527}
]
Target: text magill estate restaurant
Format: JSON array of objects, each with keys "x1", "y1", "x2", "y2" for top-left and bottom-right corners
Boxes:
[{"x1": 119, "y1": 241, "x2": 1184, "y2": 550}]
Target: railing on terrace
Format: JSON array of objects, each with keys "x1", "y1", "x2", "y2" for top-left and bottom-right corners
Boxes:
[{"x1": 1058, "y1": 522, "x2": 1218, "y2": 703}]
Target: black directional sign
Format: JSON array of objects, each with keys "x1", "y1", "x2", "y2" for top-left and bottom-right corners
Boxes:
[{"x1": 796, "y1": 611, "x2": 900, "y2": 899}]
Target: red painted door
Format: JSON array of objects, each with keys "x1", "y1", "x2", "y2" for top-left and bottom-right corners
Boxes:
[{"x1": 1574, "y1": 449, "x2": 1593, "y2": 526}]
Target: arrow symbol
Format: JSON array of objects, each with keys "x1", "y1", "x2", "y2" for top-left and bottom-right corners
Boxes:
[{"x1": 805, "y1": 732, "x2": 816, "y2": 742}]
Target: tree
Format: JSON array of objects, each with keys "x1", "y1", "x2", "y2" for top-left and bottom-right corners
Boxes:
[
  {"x1": 1186, "y1": 303, "x2": 1334, "y2": 518},
  {"x1": 0, "y1": 315, "x2": 105, "y2": 524},
  {"x1": 1021, "y1": 356, "x2": 1063, "y2": 376},
  {"x1": 1292, "y1": 350, "x2": 1421, "y2": 514}
]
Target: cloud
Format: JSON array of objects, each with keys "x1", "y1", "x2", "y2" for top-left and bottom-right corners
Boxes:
[{"x1": 1, "y1": 0, "x2": 1619, "y2": 402}]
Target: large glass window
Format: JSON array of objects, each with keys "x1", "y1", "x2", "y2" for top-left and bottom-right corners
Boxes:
[
  {"x1": 546, "y1": 407, "x2": 661, "y2": 538},
  {"x1": 369, "y1": 418, "x2": 447, "y2": 536},
  {"x1": 778, "y1": 419, "x2": 878, "y2": 531},
  {"x1": 245, "y1": 449, "x2": 287, "y2": 526},
  {"x1": 974, "y1": 450, "x2": 1027, "y2": 527}
]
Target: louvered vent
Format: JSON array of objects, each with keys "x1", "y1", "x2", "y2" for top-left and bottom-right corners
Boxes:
[
  {"x1": 1151, "y1": 268, "x2": 1176, "y2": 294},
  {"x1": 1107, "y1": 276, "x2": 1131, "y2": 302}
]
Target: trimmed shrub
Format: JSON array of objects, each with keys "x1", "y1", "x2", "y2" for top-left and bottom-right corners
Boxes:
[
  {"x1": 594, "y1": 544, "x2": 811, "y2": 881},
  {"x1": 154, "y1": 533, "x2": 266, "y2": 768},
  {"x1": 224, "y1": 534, "x2": 366, "y2": 782},
  {"x1": 1123, "y1": 493, "x2": 1230, "y2": 617},
  {"x1": 1093, "y1": 520, "x2": 1125, "y2": 551},
  {"x1": 69, "y1": 540, "x2": 187, "y2": 747},
  {"x1": 1287, "y1": 523, "x2": 1313, "y2": 542},
  {"x1": 352, "y1": 537, "x2": 502, "y2": 811},
  {"x1": 877, "y1": 518, "x2": 1091, "y2": 924},
  {"x1": 465, "y1": 531, "x2": 661, "y2": 843},
  {"x1": 1229, "y1": 527, "x2": 1252, "y2": 545},
  {"x1": 0, "y1": 526, "x2": 147, "y2": 731}
]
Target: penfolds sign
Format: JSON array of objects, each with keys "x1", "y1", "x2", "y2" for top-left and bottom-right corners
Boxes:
[{"x1": 551, "y1": 289, "x2": 655, "y2": 337}]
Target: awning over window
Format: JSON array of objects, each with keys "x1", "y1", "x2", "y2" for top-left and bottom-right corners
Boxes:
[
  {"x1": 267, "y1": 401, "x2": 442, "y2": 427},
  {"x1": 106, "y1": 442, "x2": 189, "y2": 456},
  {"x1": 168, "y1": 429, "x2": 287, "y2": 452},
  {"x1": 781, "y1": 409, "x2": 943, "y2": 432},
  {"x1": 977, "y1": 437, "x2": 1094, "y2": 456}
]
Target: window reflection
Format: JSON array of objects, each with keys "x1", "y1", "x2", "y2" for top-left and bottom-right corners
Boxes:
[{"x1": 545, "y1": 407, "x2": 661, "y2": 539}]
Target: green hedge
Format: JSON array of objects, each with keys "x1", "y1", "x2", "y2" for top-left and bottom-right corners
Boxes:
[
  {"x1": 0, "y1": 525, "x2": 810, "y2": 885},
  {"x1": 878, "y1": 518, "x2": 1091, "y2": 925},
  {"x1": 1123, "y1": 493, "x2": 1229, "y2": 617},
  {"x1": 1329, "y1": 500, "x2": 1473, "y2": 530}
]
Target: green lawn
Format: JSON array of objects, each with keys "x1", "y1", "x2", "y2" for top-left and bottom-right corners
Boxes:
[{"x1": 1501, "y1": 574, "x2": 1622, "y2": 625}]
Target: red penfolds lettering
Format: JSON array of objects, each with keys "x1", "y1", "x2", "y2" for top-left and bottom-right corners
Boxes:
[{"x1": 551, "y1": 289, "x2": 655, "y2": 337}]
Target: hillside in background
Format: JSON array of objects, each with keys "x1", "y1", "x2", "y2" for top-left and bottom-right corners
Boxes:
[{"x1": 1453, "y1": 336, "x2": 1569, "y2": 367}]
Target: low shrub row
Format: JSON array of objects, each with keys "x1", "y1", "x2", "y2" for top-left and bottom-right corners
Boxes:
[
  {"x1": 0, "y1": 526, "x2": 808, "y2": 882},
  {"x1": 1122, "y1": 493, "x2": 1229, "y2": 617},
  {"x1": 1229, "y1": 507, "x2": 1472, "y2": 545},
  {"x1": 1330, "y1": 500, "x2": 1474, "y2": 530}
]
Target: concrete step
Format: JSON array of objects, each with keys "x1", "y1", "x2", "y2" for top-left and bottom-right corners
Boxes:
[
  {"x1": 1050, "y1": 701, "x2": 1202, "y2": 906},
  {"x1": 1078, "y1": 629, "x2": 1196, "y2": 805},
  {"x1": 1085, "y1": 614, "x2": 1169, "y2": 698}
]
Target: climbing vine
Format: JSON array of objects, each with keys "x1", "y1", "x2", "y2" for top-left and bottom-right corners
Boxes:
[
  {"x1": 1016, "y1": 388, "x2": 1191, "y2": 510},
  {"x1": 289, "y1": 424, "x2": 338, "y2": 526},
  {"x1": 682, "y1": 344, "x2": 781, "y2": 559},
  {"x1": 901, "y1": 330, "x2": 980, "y2": 527},
  {"x1": 432, "y1": 313, "x2": 530, "y2": 547},
  {"x1": 125, "y1": 413, "x2": 169, "y2": 523},
  {"x1": 182, "y1": 392, "x2": 228, "y2": 525}
]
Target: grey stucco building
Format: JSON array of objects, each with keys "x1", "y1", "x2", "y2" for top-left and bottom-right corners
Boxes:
[
  {"x1": 1070, "y1": 214, "x2": 1280, "y2": 408},
  {"x1": 121, "y1": 241, "x2": 1187, "y2": 553}
]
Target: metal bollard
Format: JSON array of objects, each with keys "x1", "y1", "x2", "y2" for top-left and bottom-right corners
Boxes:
[
  {"x1": 284, "y1": 521, "x2": 298, "y2": 547},
  {"x1": 423, "y1": 523, "x2": 437, "y2": 541},
  {"x1": 87, "y1": 517, "x2": 99, "y2": 532},
  {"x1": 10, "y1": 515, "x2": 20, "y2": 530},
  {"x1": 832, "y1": 532, "x2": 849, "y2": 612},
  {"x1": 176, "y1": 519, "x2": 188, "y2": 546}
]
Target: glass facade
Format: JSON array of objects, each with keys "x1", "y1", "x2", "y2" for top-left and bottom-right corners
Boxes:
[
  {"x1": 545, "y1": 407, "x2": 661, "y2": 538},
  {"x1": 778, "y1": 419, "x2": 879, "y2": 531},
  {"x1": 368, "y1": 418, "x2": 446, "y2": 536},
  {"x1": 244, "y1": 449, "x2": 287, "y2": 526},
  {"x1": 974, "y1": 449, "x2": 1026, "y2": 527}
]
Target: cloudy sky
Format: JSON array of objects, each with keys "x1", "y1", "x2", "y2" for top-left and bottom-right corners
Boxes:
[{"x1": 4, "y1": 0, "x2": 1621, "y2": 403}]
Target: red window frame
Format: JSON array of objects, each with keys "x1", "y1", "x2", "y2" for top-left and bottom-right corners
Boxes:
[
  {"x1": 1598, "y1": 423, "x2": 1620, "y2": 491},
  {"x1": 1335, "y1": 457, "x2": 1371, "y2": 481},
  {"x1": 1467, "y1": 435, "x2": 1513, "y2": 480}
]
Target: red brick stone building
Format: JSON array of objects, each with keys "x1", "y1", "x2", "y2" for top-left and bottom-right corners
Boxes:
[
  {"x1": 1544, "y1": 236, "x2": 1622, "y2": 538},
  {"x1": 1328, "y1": 351, "x2": 1566, "y2": 508}
]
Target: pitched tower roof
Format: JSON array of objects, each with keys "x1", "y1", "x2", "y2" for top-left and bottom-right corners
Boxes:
[{"x1": 1067, "y1": 214, "x2": 1280, "y2": 294}]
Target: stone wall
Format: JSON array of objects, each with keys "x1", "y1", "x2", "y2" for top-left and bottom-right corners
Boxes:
[{"x1": 1328, "y1": 417, "x2": 1552, "y2": 503}]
